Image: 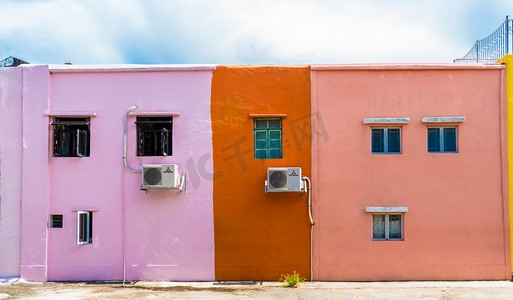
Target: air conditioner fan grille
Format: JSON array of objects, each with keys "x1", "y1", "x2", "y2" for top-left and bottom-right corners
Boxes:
[
  {"x1": 269, "y1": 171, "x2": 287, "y2": 189},
  {"x1": 144, "y1": 167, "x2": 162, "y2": 185}
]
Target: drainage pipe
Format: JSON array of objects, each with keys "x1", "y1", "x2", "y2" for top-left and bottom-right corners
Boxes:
[
  {"x1": 303, "y1": 176, "x2": 314, "y2": 281},
  {"x1": 122, "y1": 105, "x2": 141, "y2": 287},
  {"x1": 124, "y1": 105, "x2": 141, "y2": 173}
]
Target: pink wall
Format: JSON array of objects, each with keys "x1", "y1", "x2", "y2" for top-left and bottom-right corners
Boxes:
[
  {"x1": 0, "y1": 67, "x2": 23, "y2": 277},
  {"x1": 20, "y1": 65, "x2": 51, "y2": 281},
  {"x1": 18, "y1": 65, "x2": 215, "y2": 281},
  {"x1": 311, "y1": 64, "x2": 511, "y2": 280}
]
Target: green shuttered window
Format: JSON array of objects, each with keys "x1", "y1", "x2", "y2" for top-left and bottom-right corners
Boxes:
[
  {"x1": 427, "y1": 127, "x2": 457, "y2": 153},
  {"x1": 254, "y1": 118, "x2": 282, "y2": 159}
]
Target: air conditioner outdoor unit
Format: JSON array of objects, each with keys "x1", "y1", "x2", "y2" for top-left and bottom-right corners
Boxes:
[
  {"x1": 141, "y1": 164, "x2": 181, "y2": 189},
  {"x1": 266, "y1": 167, "x2": 304, "y2": 192}
]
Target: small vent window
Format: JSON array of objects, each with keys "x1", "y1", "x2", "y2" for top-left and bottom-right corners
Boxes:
[
  {"x1": 50, "y1": 215, "x2": 63, "y2": 228},
  {"x1": 136, "y1": 117, "x2": 172, "y2": 156},
  {"x1": 52, "y1": 117, "x2": 90, "y2": 157}
]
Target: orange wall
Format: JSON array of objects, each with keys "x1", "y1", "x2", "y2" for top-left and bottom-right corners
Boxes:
[{"x1": 211, "y1": 66, "x2": 311, "y2": 280}]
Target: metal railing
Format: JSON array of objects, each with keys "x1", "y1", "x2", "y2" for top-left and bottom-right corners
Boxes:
[{"x1": 454, "y1": 16, "x2": 512, "y2": 63}]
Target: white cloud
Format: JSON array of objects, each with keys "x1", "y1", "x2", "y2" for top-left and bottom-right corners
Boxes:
[{"x1": 0, "y1": 0, "x2": 512, "y2": 64}]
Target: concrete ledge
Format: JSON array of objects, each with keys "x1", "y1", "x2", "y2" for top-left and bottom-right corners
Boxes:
[
  {"x1": 363, "y1": 118, "x2": 410, "y2": 125},
  {"x1": 365, "y1": 207, "x2": 408, "y2": 213},
  {"x1": 129, "y1": 111, "x2": 180, "y2": 116},
  {"x1": 422, "y1": 117, "x2": 465, "y2": 123},
  {"x1": 249, "y1": 114, "x2": 287, "y2": 118},
  {"x1": 45, "y1": 111, "x2": 97, "y2": 117}
]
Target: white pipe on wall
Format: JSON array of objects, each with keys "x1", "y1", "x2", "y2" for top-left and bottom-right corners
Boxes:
[
  {"x1": 124, "y1": 105, "x2": 141, "y2": 173},
  {"x1": 122, "y1": 105, "x2": 140, "y2": 286},
  {"x1": 303, "y1": 176, "x2": 314, "y2": 281}
]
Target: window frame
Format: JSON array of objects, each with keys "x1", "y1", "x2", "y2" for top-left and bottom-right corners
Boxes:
[
  {"x1": 427, "y1": 126, "x2": 458, "y2": 153},
  {"x1": 372, "y1": 213, "x2": 403, "y2": 241},
  {"x1": 51, "y1": 117, "x2": 90, "y2": 157},
  {"x1": 371, "y1": 127, "x2": 402, "y2": 154},
  {"x1": 136, "y1": 116, "x2": 173, "y2": 157},
  {"x1": 76, "y1": 211, "x2": 93, "y2": 245},
  {"x1": 254, "y1": 118, "x2": 283, "y2": 159}
]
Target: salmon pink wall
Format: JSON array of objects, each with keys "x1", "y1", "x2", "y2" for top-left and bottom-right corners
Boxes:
[
  {"x1": 311, "y1": 64, "x2": 511, "y2": 280},
  {"x1": 497, "y1": 55, "x2": 513, "y2": 275},
  {"x1": 211, "y1": 66, "x2": 312, "y2": 280},
  {"x1": 17, "y1": 65, "x2": 216, "y2": 281}
]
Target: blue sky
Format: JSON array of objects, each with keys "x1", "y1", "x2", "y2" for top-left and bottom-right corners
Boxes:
[{"x1": 0, "y1": 0, "x2": 512, "y2": 65}]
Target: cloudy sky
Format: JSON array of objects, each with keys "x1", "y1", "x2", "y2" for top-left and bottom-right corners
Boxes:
[{"x1": 0, "y1": 0, "x2": 512, "y2": 65}]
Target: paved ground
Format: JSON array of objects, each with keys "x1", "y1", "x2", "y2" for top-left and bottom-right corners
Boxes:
[{"x1": 1, "y1": 278, "x2": 513, "y2": 299}]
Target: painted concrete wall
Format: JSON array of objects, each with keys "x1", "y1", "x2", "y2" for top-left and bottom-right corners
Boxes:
[
  {"x1": 497, "y1": 55, "x2": 513, "y2": 276},
  {"x1": 311, "y1": 64, "x2": 511, "y2": 280},
  {"x1": 211, "y1": 66, "x2": 312, "y2": 280},
  {"x1": 0, "y1": 67, "x2": 23, "y2": 276},
  {"x1": 2, "y1": 62, "x2": 511, "y2": 282},
  {"x1": 20, "y1": 65, "x2": 51, "y2": 281},
  {"x1": 16, "y1": 65, "x2": 216, "y2": 281}
]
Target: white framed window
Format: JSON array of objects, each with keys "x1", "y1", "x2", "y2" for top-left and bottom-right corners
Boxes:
[
  {"x1": 372, "y1": 213, "x2": 403, "y2": 240},
  {"x1": 371, "y1": 127, "x2": 401, "y2": 154},
  {"x1": 77, "y1": 211, "x2": 93, "y2": 244},
  {"x1": 427, "y1": 126, "x2": 457, "y2": 153}
]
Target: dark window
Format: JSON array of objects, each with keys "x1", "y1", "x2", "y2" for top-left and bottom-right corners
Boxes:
[
  {"x1": 77, "y1": 211, "x2": 93, "y2": 244},
  {"x1": 52, "y1": 118, "x2": 90, "y2": 157},
  {"x1": 136, "y1": 117, "x2": 172, "y2": 156},
  {"x1": 387, "y1": 128, "x2": 401, "y2": 152},
  {"x1": 427, "y1": 127, "x2": 457, "y2": 153},
  {"x1": 427, "y1": 128, "x2": 441, "y2": 152},
  {"x1": 371, "y1": 127, "x2": 401, "y2": 154},
  {"x1": 254, "y1": 118, "x2": 282, "y2": 159},
  {"x1": 371, "y1": 129, "x2": 384, "y2": 152},
  {"x1": 50, "y1": 215, "x2": 63, "y2": 228},
  {"x1": 444, "y1": 128, "x2": 457, "y2": 152}
]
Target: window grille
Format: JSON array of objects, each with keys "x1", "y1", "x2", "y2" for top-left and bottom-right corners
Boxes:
[
  {"x1": 136, "y1": 117, "x2": 173, "y2": 156},
  {"x1": 50, "y1": 215, "x2": 63, "y2": 228},
  {"x1": 51, "y1": 118, "x2": 90, "y2": 157}
]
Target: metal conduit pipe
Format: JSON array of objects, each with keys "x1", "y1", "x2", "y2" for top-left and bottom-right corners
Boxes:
[
  {"x1": 124, "y1": 105, "x2": 142, "y2": 173},
  {"x1": 122, "y1": 105, "x2": 141, "y2": 287},
  {"x1": 303, "y1": 176, "x2": 314, "y2": 281}
]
